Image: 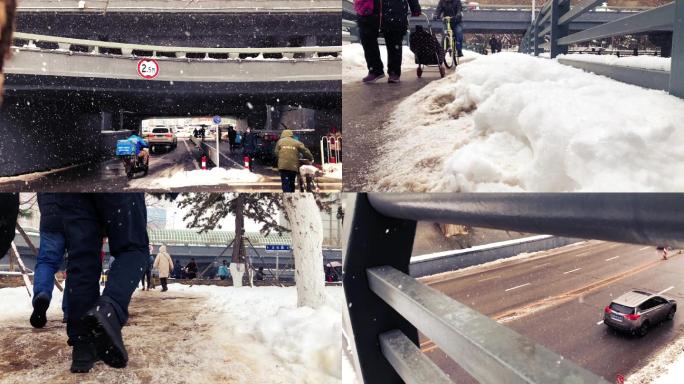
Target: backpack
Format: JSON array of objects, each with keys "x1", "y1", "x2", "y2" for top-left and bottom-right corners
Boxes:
[{"x1": 354, "y1": 0, "x2": 374, "y2": 16}]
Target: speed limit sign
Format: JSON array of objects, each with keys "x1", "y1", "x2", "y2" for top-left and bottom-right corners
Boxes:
[{"x1": 137, "y1": 58, "x2": 160, "y2": 79}]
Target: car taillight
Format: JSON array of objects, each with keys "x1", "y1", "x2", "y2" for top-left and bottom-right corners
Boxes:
[
  {"x1": 604, "y1": 306, "x2": 612, "y2": 314},
  {"x1": 625, "y1": 313, "x2": 641, "y2": 321},
  {"x1": 165, "y1": 134, "x2": 173, "y2": 137}
]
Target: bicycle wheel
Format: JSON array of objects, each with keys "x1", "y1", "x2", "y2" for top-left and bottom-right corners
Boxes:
[{"x1": 442, "y1": 34, "x2": 455, "y2": 69}]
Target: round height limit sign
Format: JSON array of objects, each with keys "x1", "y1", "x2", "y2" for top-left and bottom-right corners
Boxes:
[{"x1": 137, "y1": 59, "x2": 160, "y2": 79}]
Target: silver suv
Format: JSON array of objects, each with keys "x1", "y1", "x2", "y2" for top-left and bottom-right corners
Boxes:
[{"x1": 604, "y1": 290, "x2": 676, "y2": 336}]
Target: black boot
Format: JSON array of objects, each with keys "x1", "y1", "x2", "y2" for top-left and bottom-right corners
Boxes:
[
  {"x1": 69, "y1": 337, "x2": 98, "y2": 373},
  {"x1": 30, "y1": 292, "x2": 50, "y2": 328},
  {"x1": 83, "y1": 300, "x2": 128, "y2": 368}
]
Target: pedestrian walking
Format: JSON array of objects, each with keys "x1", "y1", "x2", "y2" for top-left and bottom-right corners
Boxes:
[
  {"x1": 56, "y1": 193, "x2": 149, "y2": 373},
  {"x1": 228, "y1": 126, "x2": 237, "y2": 149},
  {"x1": 153, "y1": 245, "x2": 174, "y2": 292},
  {"x1": 217, "y1": 260, "x2": 229, "y2": 280},
  {"x1": 30, "y1": 193, "x2": 69, "y2": 328},
  {"x1": 275, "y1": 129, "x2": 314, "y2": 192},
  {"x1": 172, "y1": 259, "x2": 182, "y2": 279},
  {"x1": 242, "y1": 127, "x2": 257, "y2": 172},
  {"x1": 355, "y1": 0, "x2": 422, "y2": 83},
  {"x1": 185, "y1": 258, "x2": 198, "y2": 279},
  {"x1": 140, "y1": 253, "x2": 154, "y2": 291}
]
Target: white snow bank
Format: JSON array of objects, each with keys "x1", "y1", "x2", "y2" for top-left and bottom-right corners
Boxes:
[
  {"x1": 373, "y1": 52, "x2": 684, "y2": 192},
  {"x1": 173, "y1": 284, "x2": 343, "y2": 382},
  {"x1": 151, "y1": 166, "x2": 264, "y2": 188},
  {"x1": 559, "y1": 53, "x2": 671, "y2": 72},
  {"x1": 626, "y1": 332, "x2": 684, "y2": 384},
  {"x1": 0, "y1": 286, "x2": 65, "y2": 321},
  {"x1": 343, "y1": 42, "x2": 415, "y2": 84}
]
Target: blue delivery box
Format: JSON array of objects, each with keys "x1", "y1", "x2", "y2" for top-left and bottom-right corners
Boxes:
[{"x1": 116, "y1": 140, "x2": 136, "y2": 156}]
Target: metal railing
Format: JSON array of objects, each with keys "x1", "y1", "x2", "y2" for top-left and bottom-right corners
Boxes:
[
  {"x1": 519, "y1": 1, "x2": 683, "y2": 98},
  {"x1": 343, "y1": 193, "x2": 684, "y2": 383},
  {"x1": 12, "y1": 32, "x2": 342, "y2": 60}
]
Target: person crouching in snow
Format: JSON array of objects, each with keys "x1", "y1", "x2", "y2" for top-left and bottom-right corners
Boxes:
[
  {"x1": 154, "y1": 245, "x2": 174, "y2": 292},
  {"x1": 275, "y1": 129, "x2": 314, "y2": 192},
  {"x1": 56, "y1": 193, "x2": 149, "y2": 373}
]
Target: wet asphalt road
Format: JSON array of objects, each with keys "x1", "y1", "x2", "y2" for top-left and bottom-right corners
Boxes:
[{"x1": 419, "y1": 240, "x2": 684, "y2": 383}]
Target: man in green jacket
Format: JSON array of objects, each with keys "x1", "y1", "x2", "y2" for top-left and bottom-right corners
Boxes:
[{"x1": 274, "y1": 130, "x2": 314, "y2": 192}]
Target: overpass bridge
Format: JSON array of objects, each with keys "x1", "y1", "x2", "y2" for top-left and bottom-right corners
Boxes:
[
  {"x1": 7, "y1": 227, "x2": 343, "y2": 281},
  {"x1": 16, "y1": 0, "x2": 341, "y2": 48},
  {"x1": 343, "y1": 1, "x2": 653, "y2": 35},
  {"x1": 0, "y1": 33, "x2": 342, "y2": 176}
]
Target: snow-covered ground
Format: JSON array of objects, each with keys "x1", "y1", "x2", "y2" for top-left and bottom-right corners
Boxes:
[
  {"x1": 149, "y1": 167, "x2": 264, "y2": 188},
  {"x1": 322, "y1": 163, "x2": 342, "y2": 180},
  {"x1": 559, "y1": 53, "x2": 671, "y2": 72},
  {"x1": 0, "y1": 284, "x2": 342, "y2": 383},
  {"x1": 370, "y1": 52, "x2": 684, "y2": 192},
  {"x1": 627, "y1": 334, "x2": 684, "y2": 384}
]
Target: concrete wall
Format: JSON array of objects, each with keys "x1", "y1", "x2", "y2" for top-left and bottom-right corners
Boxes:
[
  {"x1": 0, "y1": 101, "x2": 102, "y2": 176},
  {"x1": 409, "y1": 236, "x2": 583, "y2": 278}
]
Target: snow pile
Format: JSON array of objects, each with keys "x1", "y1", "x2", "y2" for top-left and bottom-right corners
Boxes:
[
  {"x1": 558, "y1": 53, "x2": 671, "y2": 72},
  {"x1": 322, "y1": 163, "x2": 342, "y2": 180},
  {"x1": 626, "y1": 333, "x2": 684, "y2": 384},
  {"x1": 373, "y1": 52, "x2": 684, "y2": 191},
  {"x1": 174, "y1": 284, "x2": 343, "y2": 382},
  {"x1": 343, "y1": 43, "x2": 415, "y2": 83},
  {"x1": 0, "y1": 286, "x2": 64, "y2": 321},
  {"x1": 151, "y1": 166, "x2": 264, "y2": 188}
]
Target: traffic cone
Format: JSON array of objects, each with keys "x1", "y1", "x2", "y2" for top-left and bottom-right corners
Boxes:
[
  {"x1": 201, "y1": 155, "x2": 207, "y2": 170},
  {"x1": 243, "y1": 155, "x2": 250, "y2": 170}
]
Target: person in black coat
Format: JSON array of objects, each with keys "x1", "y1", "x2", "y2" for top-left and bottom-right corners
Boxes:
[
  {"x1": 356, "y1": 0, "x2": 422, "y2": 83},
  {"x1": 0, "y1": 193, "x2": 19, "y2": 260},
  {"x1": 242, "y1": 127, "x2": 258, "y2": 171}
]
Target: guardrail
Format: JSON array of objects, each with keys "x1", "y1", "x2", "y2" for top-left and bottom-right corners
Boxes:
[
  {"x1": 12, "y1": 32, "x2": 342, "y2": 60},
  {"x1": 344, "y1": 193, "x2": 684, "y2": 383},
  {"x1": 519, "y1": 1, "x2": 683, "y2": 98}
]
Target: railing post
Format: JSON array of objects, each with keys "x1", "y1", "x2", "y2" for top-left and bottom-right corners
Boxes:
[
  {"x1": 550, "y1": 0, "x2": 570, "y2": 58},
  {"x1": 342, "y1": 194, "x2": 419, "y2": 384},
  {"x1": 670, "y1": 0, "x2": 684, "y2": 98},
  {"x1": 533, "y1": 15, "x2": 540, "y2": 56}
]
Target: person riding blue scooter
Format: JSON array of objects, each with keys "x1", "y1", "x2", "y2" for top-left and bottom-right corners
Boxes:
[{"x1": 116, "y1": 133, "x2": 149, "y2": 178}]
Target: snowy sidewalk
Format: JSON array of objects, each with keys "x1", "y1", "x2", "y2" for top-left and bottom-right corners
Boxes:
[
  {"x1": 0, "y1": 284, "x2": 342, "y2": 384},
  {"x1": 368, "y1": 52, "x2": 684, "y2": 192}
]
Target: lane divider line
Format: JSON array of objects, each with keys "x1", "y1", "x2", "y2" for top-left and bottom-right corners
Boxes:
[
  {"x1": 639, "y1": 246, "x2": 651, "y2": 251},
  {"x1": 563, "y1": 268, "x2": 582, "y2": 274},
  {"x1": 505, "y1": 283, "x2": 531, "y2": 292},
  {"x1": 658, "y1": 286, "x2": 675, "y2": 295},
  {"x1": 605, "y1": 256, "x2": 620, "y2": 261}
]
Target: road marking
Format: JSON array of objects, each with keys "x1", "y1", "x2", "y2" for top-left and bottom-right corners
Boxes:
[
  {"x1": 597, "y1": 320, "x2": 604, "y2": 325},
  {"x1": 639, "y1": 246, "x2": 651, "y2": 251},
  {"x1": 505, "y1": 283, "x2": 531, "y2": 292},
  {"x1": 658, "y1": 286, "x2": 674, "y2": 295},
  {"x1": 605, "y1": 256, "x2": 620, "y2": 261},
  {"x1": 477, "y1": 275, "x2": 501, "y2": 283},
  {"x1": 576, "y1": 251, "x2": 591, "y2": 257},
  {"x1": 183, "y1": 139, "x2": 200, "y2": 170},
  {"x1": 532, "y1": 262, "x2": 551, "y2": 269},
  {"x1": 563, "y1": 268, "x2": 582, "y2": 274}
]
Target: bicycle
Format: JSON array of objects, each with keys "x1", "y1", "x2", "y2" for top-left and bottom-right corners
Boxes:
[{"x1": 440, "y1": 16, "x2": 458, "y2": 69}]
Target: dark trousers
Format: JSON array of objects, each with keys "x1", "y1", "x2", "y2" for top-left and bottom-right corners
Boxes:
[
  {"x1": 141, "y1": 268, "x2": 152, "y2": 289},
  {"x1": 57, "y1": 193, "x2": 149, "y2": 341},
  {"x1": 160, "y1": 277, "x2": 168, "y2": 291},
  {"x1": 280, "y1": 170, "x2": 298, "y2": 192},
  {"x1": 359, "y1": 22, "x2": 406, "y2": 76}
]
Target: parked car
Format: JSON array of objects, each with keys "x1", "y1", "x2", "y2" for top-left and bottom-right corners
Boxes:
[
  {"x1": 604, "y1": 290, "x2": 676, "y2": 336},
  {"x1": 145, "y1": 127, "x2": 177, "y2": 152}
]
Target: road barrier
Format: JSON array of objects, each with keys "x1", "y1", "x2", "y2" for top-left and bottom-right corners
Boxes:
[
  {"x1": 410, "y1": 235, "x2": 581, "y2": 278},
  {"x1": 520, "y1": 1, "x2": 683, "y2": 98},
  {"x1": 320, "y1": 134, "x2": 341, "y2": 165},
  {"x1": 344, "y1": 193, "x2": 684, "y2": 383}
]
